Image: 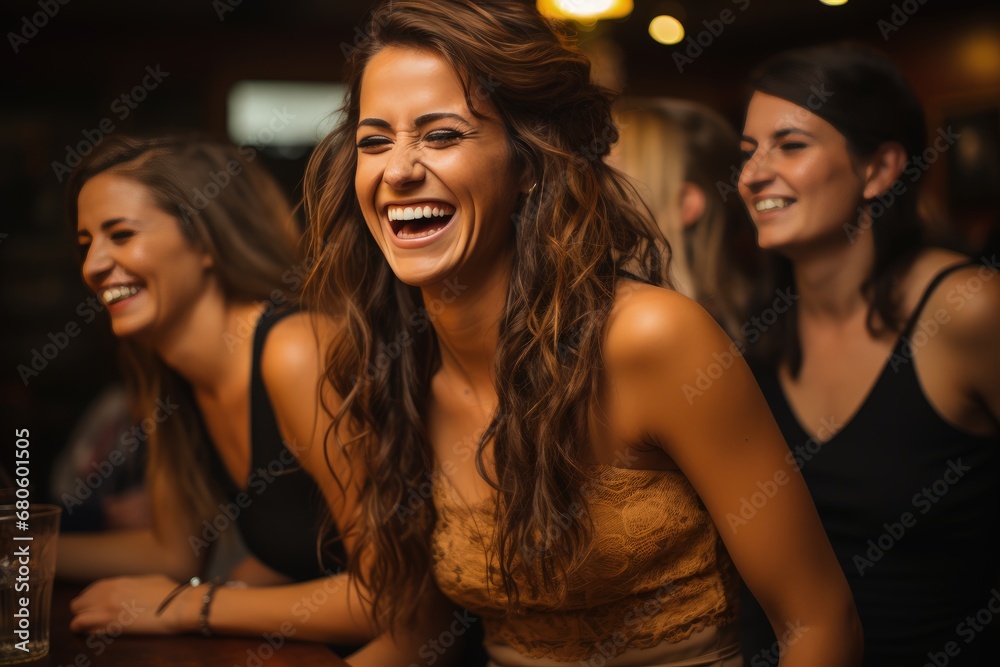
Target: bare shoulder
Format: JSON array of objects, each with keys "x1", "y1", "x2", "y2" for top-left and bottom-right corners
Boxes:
[
  {"x1": 900, "y1": 247, "x2": 973, "y2": 311},
  {"x1": 604, "y1": 281, "x2": 733, "y2": 374},
  {"x1": 907, "y1": 249, "x2": 1000, "y2": 338},
  {"x1": 260, "y1": 310, "x2": 339, "y2": 387}
]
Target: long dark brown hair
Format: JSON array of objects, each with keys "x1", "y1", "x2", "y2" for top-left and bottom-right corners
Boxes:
[
  {"x1": 303, "y1": 0, "x2": 667, "y2": 628},
  {"x1": 742, "y1": 45, "x2": 929, "y2": 373},
  {"x1": 67, "y1": 135, "x2": 301, "y2": 535}
]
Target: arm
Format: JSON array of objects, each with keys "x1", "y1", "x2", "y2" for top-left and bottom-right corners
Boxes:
[
  {"x1": 258, "y1": 312, "x2": 467, "y2": 658},
  {"x1": 346, "y1": 590, "x2": 469, "y2": 667},
  {"x1": 941, "y1": 265, "x2": 1000, "y2": 429},
  {"x1": 57, "y1": 467, "x2": 203, "y2": 583},
  {"x1": 604, "y1": 288, "x2": 862, "y2": 667},
  {"x1": 70, "y1": 313, "x2": 377, "y2": 643}
]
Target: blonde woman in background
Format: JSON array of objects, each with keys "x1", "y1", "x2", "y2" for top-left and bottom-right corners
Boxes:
[{"x1": 613, "y1": 100, "x2": 759, "y2": 340}]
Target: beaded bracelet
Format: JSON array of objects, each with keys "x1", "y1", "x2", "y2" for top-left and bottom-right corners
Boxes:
[{"x1": 199, "y1": 578, "x2": 220, "y2": 637}]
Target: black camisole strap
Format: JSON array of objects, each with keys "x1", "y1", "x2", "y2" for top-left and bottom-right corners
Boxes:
[
  {"x1": 615, "y1": 267, "x2": 649, "y2": 284},
  {"x1": 899, "y1": 260, "x2": 979, "y2": 338},
  {"x1": 250, "y1": 307, "x2": 303, "y2": 467}
]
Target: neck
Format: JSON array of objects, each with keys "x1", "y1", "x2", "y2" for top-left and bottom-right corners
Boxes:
[
  {"x1": 424, "y1": 247, "x2": 512, "y2": 393},
  {"x1": 790, "y1": 230, "x2": 876, "y2": 323},
  {"x1": 149, "y1": 291, "x2": 263, "y2": 395}
]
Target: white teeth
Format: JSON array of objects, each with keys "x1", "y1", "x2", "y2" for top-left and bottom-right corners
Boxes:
[
  {"x1": 755, "y1": 198, "x2": 794, "y2": 212},
  {"x1": 102, "y1": 285, "x2": 140, "y2": 305},
  {"x1": 386, "y1": 204, "x2": 455, "y2": 222},
  {"x1": 397, "y1": 228, "x2": 442, "y2": 240}
]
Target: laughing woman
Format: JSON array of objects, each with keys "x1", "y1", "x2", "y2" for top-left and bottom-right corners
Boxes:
[
  {"x1": 736, "y1": 46, "x2": 1000, "y2": 666},
  {"x1": 303, "y1": 1, "x2": 862, "y2": 665},
  {"x1": 60, "y1": 135, "x2": 371, "y2": 648}
]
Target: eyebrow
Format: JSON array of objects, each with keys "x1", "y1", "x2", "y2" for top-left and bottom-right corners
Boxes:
[
  {"x1": 357, "y1": 112, "x2": 471, "y2": 130},
  {"x1": 740, "y1": 127, "x2": 817, "y2": 145},
  {"x1": 76, "y1": 217, "x2": 134, "y2": 238}
]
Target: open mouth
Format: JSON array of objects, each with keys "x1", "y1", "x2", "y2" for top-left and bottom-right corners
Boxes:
[
  {"x1": 387, "y1": 203, "x2": 455, "y2": 240},
  {"x1": 101, "y1": 284, "x2": 141, "y2": 306},
  {"x1": 755, "y1": 197, "x2": 796, "y2": 212}
]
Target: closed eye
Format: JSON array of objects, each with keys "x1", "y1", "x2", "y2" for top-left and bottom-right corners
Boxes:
[
  {"x1": 424, "y1": 129, "x2": 464, "y2": 145},
  {"x1": 779, "y1": 142, "x2": 807, "y2": 152},
  {"x1": 357, "y1": 135, "x2": 392, "y2": 151},
  {"x1": 111, "y1": 230, "x2": 134, "y2": 242}
]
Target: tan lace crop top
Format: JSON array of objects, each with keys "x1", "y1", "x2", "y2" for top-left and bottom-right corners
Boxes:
[{"x1": 431, "y1": 465, "x2": 739, "y2": 662}]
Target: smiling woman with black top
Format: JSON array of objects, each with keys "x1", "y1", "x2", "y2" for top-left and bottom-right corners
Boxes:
[
  {"x1": 59, "y1": 135, "x2": 372, "y2": 648},
  {"x1": 736, "y1": 46, "x2": 1000, "y2": 666}
]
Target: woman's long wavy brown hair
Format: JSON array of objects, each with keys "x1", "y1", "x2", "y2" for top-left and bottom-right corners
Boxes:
[
  {"x1": 67, "y1": 135, "x2": 301, "y2": 539},
  {"x1": 303, "y1": 0, "x2": 668, "y2": 627}
]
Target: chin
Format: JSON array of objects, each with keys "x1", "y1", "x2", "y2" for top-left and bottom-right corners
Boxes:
[
  {"x1": 109, "y1": 315, "x2": 153, "y2": 340},
  {"x1": 385, "y1": 254, "x2": 459, "y2": 289}
]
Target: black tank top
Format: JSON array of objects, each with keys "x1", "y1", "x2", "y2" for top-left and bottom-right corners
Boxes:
[
  {"x1": 740, "y1": 262, "x2": 1000, "y2": 666},
  {"x1": 206, "y1": 308, "x2": 342, "y2": 581}
]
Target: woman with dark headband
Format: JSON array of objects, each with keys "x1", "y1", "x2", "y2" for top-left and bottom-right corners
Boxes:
[
  {"x1": 304, "y1": 1, "x2": 863, "y2": 664},
  {"x1": 737, "y1": 46, "x2": 1000, "y2": 665}
]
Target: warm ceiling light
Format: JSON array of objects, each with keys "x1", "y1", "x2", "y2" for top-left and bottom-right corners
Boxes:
[
  {"x1": 649, "y1": 15, "x2": 685, "y2": 45},
  {"x1": 819, "y1": 0, "x2": 849, "y2": 5},
  {"x1": 537, "y1": 0, "x2": 634, "y2": 21},
  {"x1": 958, "y1": 31, "x2": 1000, "y2": 81}
]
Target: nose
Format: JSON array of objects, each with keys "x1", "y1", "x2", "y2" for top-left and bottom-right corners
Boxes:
[
  {"x1": 739, "y1": 147, "x2": 775, "y2": 194},
  {"x1": 81, "y1": 238, "x2": 113, "y2": 289},
  {"x1": 382, "y1": 142, "x2": 425, "y2": 190}
]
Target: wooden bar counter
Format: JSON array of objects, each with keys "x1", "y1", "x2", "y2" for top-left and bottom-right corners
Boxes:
[{"x1": 34, "y1": 584, "x2": 348, "y2": 666}]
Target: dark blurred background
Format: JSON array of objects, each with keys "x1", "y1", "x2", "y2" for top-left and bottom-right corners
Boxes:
[{"x1": 2, "y1": 0, "x2": 998, "y2": 503}]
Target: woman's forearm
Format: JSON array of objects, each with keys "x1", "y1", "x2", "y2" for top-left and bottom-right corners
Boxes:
[
  {"x1": 57, "y1": 530, "x2": 199, "y2": 583},
  {"x1": 776, "y1": 600, "x2": 863, "y2": 666},
  {"x1": 168, "y1": 572, "x2": 374, "y2": 644}
]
